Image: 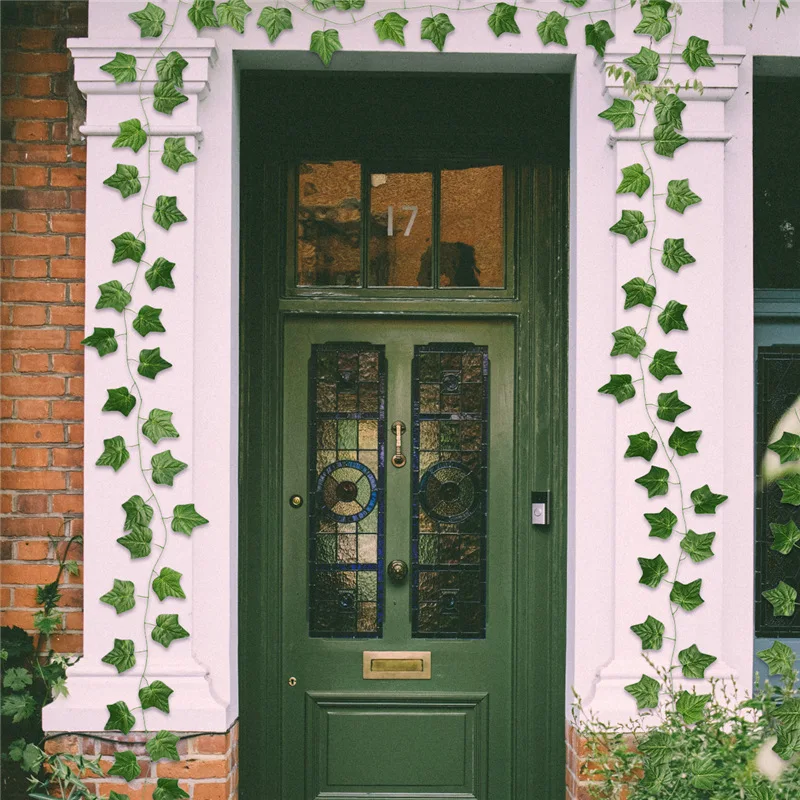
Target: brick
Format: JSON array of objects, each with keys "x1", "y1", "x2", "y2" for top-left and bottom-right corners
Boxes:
[
  {"x1": 192, "y1": 735, "x2": 230, "y2": 756},
  {"x1": 52, "y1": 354, "x2": 82, "y2": 373},
  {"x1": 18, "y1": 75, "x2": 52, "y2": 96},
  {"x1": 3, "y1": 98, "x2": 68, "y2": 120},
  {"x1": 67, "y1": 330, "x2": 83, "y2": 350},
  {"x1": 50, "y1": 167, "x2": 86, "y2": 187},
  {"x1": 0, "y1": 609, "x2": 38, "y2": 629},
  {"x1": 53, "y1": 448, "x2": 82, "y2": 467},
  {"x1": 0, "y1": 352, "x2": 13, "y2": 371},
  {"x1": 52, "y1": 400, "x2": 82, "y2": 419},
  {"x1": 192, "y1": 784, "x2": 228, "y2": 800},
  {"x1": 15, "y1": 166, "x2": 48, "y2": 187},
  {"x1": 1, "y1": 234, "x2": 67, "y2": 257},
  {"x1": 49, "y1": 633, "x2": 82, "y2": 653},
  {"x1": 51, "y1": 120, "x2": 68, "y2": 143},
  {"x1": 2, "y1": 423, "x2": 63, "y2": 443},
  {"x1": 18, "y1": 29, "x2": 55, "y2": 51},
  {"x1": 15, "y1": 494, "x2": 48, "y2": 514},
  {"x1": 1, "y1": 328, "x2": 65, "y2": 349},
  {"x1": 12, "y1": 304, "x2": 47, "y2": 326},
  {"x1": 69, "y1": 470, "x2": 83, "y2": 490},
  {"x1": 67, "y1": 376, "x2": 83, "y2": 397},
  {"x1": 53, "y1": 493, "x2": 82, "y2": 513},
  {"x1": 157, "y1": 759, "x2": 230, "y2": 780},
  {"x1": 70, "y1": 145, "x2": 87, "y2": 164},
  {"x1": 50, "y1": 258, "x2": 83, "y2": 279},
  {"x1": 3, "y1": 52, "x2": 69, "y2": 74},
  {"x1": 14, "y1": 121, "x2": 48, "y2": 141},
  {"x1": 2, "y1": 563, "x2": 60, "y2": 585},
  {"x1": 50, "y1": 213, "x2": 85, "y2": 234},
  {"x1": 68, "y1": 237, "x2": 86, "y2": 258},
  {"x1": 14, "y1": 448, "x2": 49, "y2": 467},
  {"x1": 16, "y1": 399, "x2": 51, "y2": 418},
  {"x1": 1, "y1": 212, "x2": 12, "y2": 233},
  {"x1": 0, "y1": 517, "x2": 63, "y2": 537},
  {"x1": 4, "y1": 376, "x2": 65, "y2": 396},
  {"x1": 1, "y1": 448, "x2": 12, "y2": 467},
  {"x1": 3, "y1": 470, "x2": 66, "y2": 490},
  {"x1": 15, "y1": 539, "x2": 51, "y2": 560},
  {"x1": 15, "y1": 211, "x2": 48, "y2": 232},
  {"x1": 0, "y1": 587, "x2": 11, "y2": 606},
  {"x1": 1, "y1": 495, "x2": 12, "y2": 514},
  {"x1": 17, "y1": 353, "x2": 49, "y2": 372},
  {"x1": 69, "y1": 190, "x2": 86, "y2": 210},
  {"x1": 1, "y1": 281, "x2": 66, "y2": 302},
  {"x1": 2, "y1": 143, "x2": 67, "y2": 163},
  {"x1": 12, "y1": 258, "x2": 48, "y2": 278},
  {"x1": 50, "y1": 305, "x2": 83, "y2": 326},
  {"x1": 2, "y1": 74, "x2": 16, "y2": 95}
]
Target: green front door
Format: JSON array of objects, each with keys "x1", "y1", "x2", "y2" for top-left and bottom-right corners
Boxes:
[{"x1": 282, "y1": 316, "x2": 515, "y2": 799}]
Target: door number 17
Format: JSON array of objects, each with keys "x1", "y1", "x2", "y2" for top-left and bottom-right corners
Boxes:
[{"x1": 386, "y1": 205, "x2": 418, "y2": 237}]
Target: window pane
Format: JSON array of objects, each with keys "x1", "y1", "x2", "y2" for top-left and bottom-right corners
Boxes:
[
  {"x1": 368, "y1": 171, "x2": 433, "y2": 287},
  {"x1": 297, "y1": 161, "x2": 362, "y2": 287},
  {"x1": 440, "y1": 166, "x2": 504, "y2": 288}
]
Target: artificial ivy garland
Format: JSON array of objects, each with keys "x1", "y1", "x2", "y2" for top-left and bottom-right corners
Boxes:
[{"x1": 70, "y1": 0, "x2": 800, "y2": 796}]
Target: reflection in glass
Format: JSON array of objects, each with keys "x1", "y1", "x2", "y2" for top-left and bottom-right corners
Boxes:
[
  {"x1": 297, "y1": 161, "x2": 362, "y2": 287},
  {"x1": 439, "y1": 166, "x2": 504, "y2": 288},
  {"x1": 411, "y1": 343, "x2": 489, "y2": 638},
  {"x1": 308, "y1": 344, "x2": 386, "y2": 637},
  {"x1": 368, "y1": 171, "x2": 433, "y2": 287}
]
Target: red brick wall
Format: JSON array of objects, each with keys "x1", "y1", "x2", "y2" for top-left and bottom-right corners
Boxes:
[{"x1": 1, "y1": 1, "x2": 88, "y2": 652}]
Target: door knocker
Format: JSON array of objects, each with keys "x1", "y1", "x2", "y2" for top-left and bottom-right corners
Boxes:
[{"x1": 392, "y1": 421, "x2": 407, "y2": 468}]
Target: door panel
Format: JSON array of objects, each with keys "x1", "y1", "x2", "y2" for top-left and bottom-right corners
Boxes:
[{"x1": 282, "y1": 317, "x2": 514, "y2": 799}]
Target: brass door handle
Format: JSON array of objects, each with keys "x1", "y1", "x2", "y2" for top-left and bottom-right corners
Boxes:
[
  {"x1": 387, "y1": 560, "x2": 408, "y2": 584},
  {"x1": 391, "y1": 421, "x2": 406, "y2": 468}
]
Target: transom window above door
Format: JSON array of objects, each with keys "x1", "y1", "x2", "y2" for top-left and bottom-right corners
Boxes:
[{"x1": 292, "y1": 159, "x2": 512, "y2": 293}]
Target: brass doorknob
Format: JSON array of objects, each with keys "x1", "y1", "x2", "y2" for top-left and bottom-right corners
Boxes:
[{"x1": 387, "y1": 560, "x2": 408, "y2": 584}]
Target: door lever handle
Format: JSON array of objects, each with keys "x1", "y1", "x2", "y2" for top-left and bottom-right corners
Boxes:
[{"x1": 391, "y1": 421, "x2": 407, "y2": 468}]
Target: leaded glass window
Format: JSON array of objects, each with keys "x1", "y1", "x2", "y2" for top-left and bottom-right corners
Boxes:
[
  {"x1": 411, "y1": 343, "x2": 489, "y2": 638},
  {"x1": 308, "y1": 343, "x2": 386, "y2": 637}
]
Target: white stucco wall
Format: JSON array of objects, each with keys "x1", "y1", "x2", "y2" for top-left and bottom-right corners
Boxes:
[{"x1": 44, "y1": 0, "x2": 800, "y2": 733}]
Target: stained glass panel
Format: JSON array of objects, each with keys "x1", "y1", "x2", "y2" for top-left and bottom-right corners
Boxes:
[
  {"x1": 756, "y1": 346, "x2": 800, "y2": 636},
  {"x1": 411, "y1": 343, "x2": 489, "y2": 638},
  {"x1": 308, "y1": 343, "x2": 386, "y2": 637}
]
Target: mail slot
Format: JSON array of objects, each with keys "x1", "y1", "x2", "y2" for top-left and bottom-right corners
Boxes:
[{"x1": 362, "y1": 651, "x2": 432, "y2": 680}]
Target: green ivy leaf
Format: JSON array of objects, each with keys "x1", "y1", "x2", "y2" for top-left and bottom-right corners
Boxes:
[
  {"x1": 639, "y1": 730, "x2": 674, "y2": 764},
  {"x1": 488, "y1": 3, "x2": 520, "y2": 37},
  {"x1": 34, "y1": 608, "x2": 62, "y2": 635},
  {"x1": 668, "y1": 426, "x2": 701, "y2": 456},
  {"x1": 671, "y1": 579, "x2": 704, "y2": 612},
  {"x1": 152, "y1": 613, "x2": 190, "y2": 647},
  {"x1": 375, "y1": 12, "x2": 409, "y2": 45},
  {"x1": 691, "y1": 484, "x2": 728, "y2": 514},
  {"x1": 103, "y1": 387, "x2": 136, "y2": 417},
  {"x1": 657, "y1": 390, "x2": 691, "y2": 422},
  {"x1": 143, "y1": 408, "x2": 179, "y2": 445},
  {"x1": 679, "y1": 644, "x2": 717, "y2": 678},
  {"x1": 561, "y1": 0, "x2": 586, "y2": 6},
  {"x1": 778, "y1": 473, "x2": 800, "y2": 505},
  {"x1": 682, "y1": 35, "x2": 715, "y2": 71},
  {"x1": 101, "y1": 639, "x2": 136, "y2": 674},
  {"x1": 3, "y1": 667, "x2": 32, "y2": 691},
  {"x1": 100, "y1": 579, "x2": 136, "y2": 614},
  {"x1": 113, "y1": 119, "x2": 147, "y2": 153},
  {"x1": 153, "y1": 195, "x2": 187, "y2": 230},
  {"x1": 761, "y1": 581, "x2": 797, "y2": 617},
  {"x1": 104, "y1": 163, "x2": 141, "y2": 199},
  {"x1": 154, "y1": 778, "x2": 190, "y2": 800},
  {"x1": 634, "y1": 3, "x2": 672, "y2": 41},
  {"x1": 151, "y1": 450, "x2": 188, "y2": 486},
  {"x1": 625, "y1": 674, "x2": 660, "y2": 709},
  {"x1": 156, "y1": 52, "x2": 188, "y2": 88},
  {"x1": 599, "y1": 98, "x2": 635, "y2": 131},
  {"x1": 97, "y1": 436, "x2": 129, "y2": 472},
  {"x1": 217, "y1": 0, "x2": 251, "y2": 33},
  {"x1": 105, "y1": 700, "x2": 136, "y2": 734},
  {"x1": 112, "y1": 232, "x2": 145, "y2": 264},
  {"x1": 96, "y1": 280, "x2": 132, "y2": 312},
  {"x1": 622, "y1": 277, "x2": 655, "y2": 309},
  {"x1": 335, "y1": 0, "x2": 365, "y2": 8},
  {"x1": 630, "y1": 615, "x2": 664, "y2": 650},
  {"x1": 662, "y1": 238, "x2": 696, "y2": 272},
  {"x1": 654, "y1": 93, "x2": 686, "y2": 129},
  {"x1": 770, "y1": 520, "x2": 800, "y2": 555},
  {"x1": 108, "y1": 750, "x2": 141, "y2": 781},
  {"x1": 172, "y1": 503, "x2": 210, "y2": 535},
  {"x1": 188, "y1": 0, "x2": 220, "y2": 31},
  {"x1": 133, "y1": 305, "x2": 166, "y2": 337},
  {"x1": 310, "y1": 30, "x2": 342, "y2": 66},
  {"x1": 146, "y1": 257, "x2": 176, "y2": 291},
  {"x1": 625, "y1": 432, "x2": 658, "y2": 461},
  {"x1": 757, "y1": 640, "x2": 796, "y2": 677},
  {"x1": 146, "y1": 730, "x2": 180, "y2": 762},
  {"x1": 311, "y1": 0, "x2": 334, "y2": 8},
  {"x1": 649, "y1": 349, "x2": 681, "y2": 381},
  {"x1": 1, "y1": 694, "x2": 36, "y2": 723},
  {"x1": 768, "y1": 432, "x2": 800, "y2": 463},
  {"x1": 584, "y1": 20, "x2": 615, "y2": 57},
  {"x1": 690, "y1": 755, "x2": 725, "y2": 790},
  {"x1": 162, "y1": 137, "x2": 197, "y2": 173},
  {"x1": 598, "y1": 374, "x2": 635, "y2": 404},
  {"x1": 774, "y1": 725, "x2": 800, "y2": 760},
  {"x1": 123, "y1": 495, "x2": 154, "y2": 530},
  {"x1": 257, "y1": 6, "x2": 293, "y2": 43},
  {"x1": 153, "y1": 567, "x2": 186, "y2": 601},
  {"x1": 610, "y1": 210, "x2": 648, "y2": 244},
  {"x1": 138, "y1": 347, "x2": 172, "y2": 380},
  {"x1": 624, "y1": 47, "x2": 661, "y2": 82},
  {"x1": 611, "y1": 326, "x2": 646, "y2": 358},
  {"x1": 653, "y1": 124, "x2": 688, "y2": 158},
  {"x1": 677, "y1": 691, "x2": 711, "y2": 725},
  {"x1": 645, "y1": 507, "x2": 677, "y2": 539},
  {"x1": 101, "y1": 52, "x2": 138, "y2": 85},
  {"x1": 658, "y1": 300, "x2": 688, "y2": 334},
  {"x1": 421, "y1": 13, "x2": 455, "y2": 51},
  {"x1": 616, "y1": 163, "x2": 651, "y2": 198},
  {"x1": 117, "y1": 526, "x2": 153, "y2": 559},
  {"x1": 140, "y1": 680, "x2": 174, "y2": 713},
  {"x1": 638, "y1": 553, "x2": 669, "y2": 587},
  {"x1": 153, "y1": 82, "x2": 189, "y2": 115},
  {"x1": 666, "y1": 178, "x2": 702, "y2": 214},
  {"x1": 129, "y1": 2, "x2": 165, "y2": 36},
  {"x1": 635, "y1": 466, "x2": 670, "y2": 498},
  {"x1": 745, "y1": 786, "x2": 777, "y2": 800},
  {"x1": 680, "y1": 530, "x2": 716, "y2": 562},
  {"x1": 537, "y1": 12, "x2": 569, "y2": 46}
]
